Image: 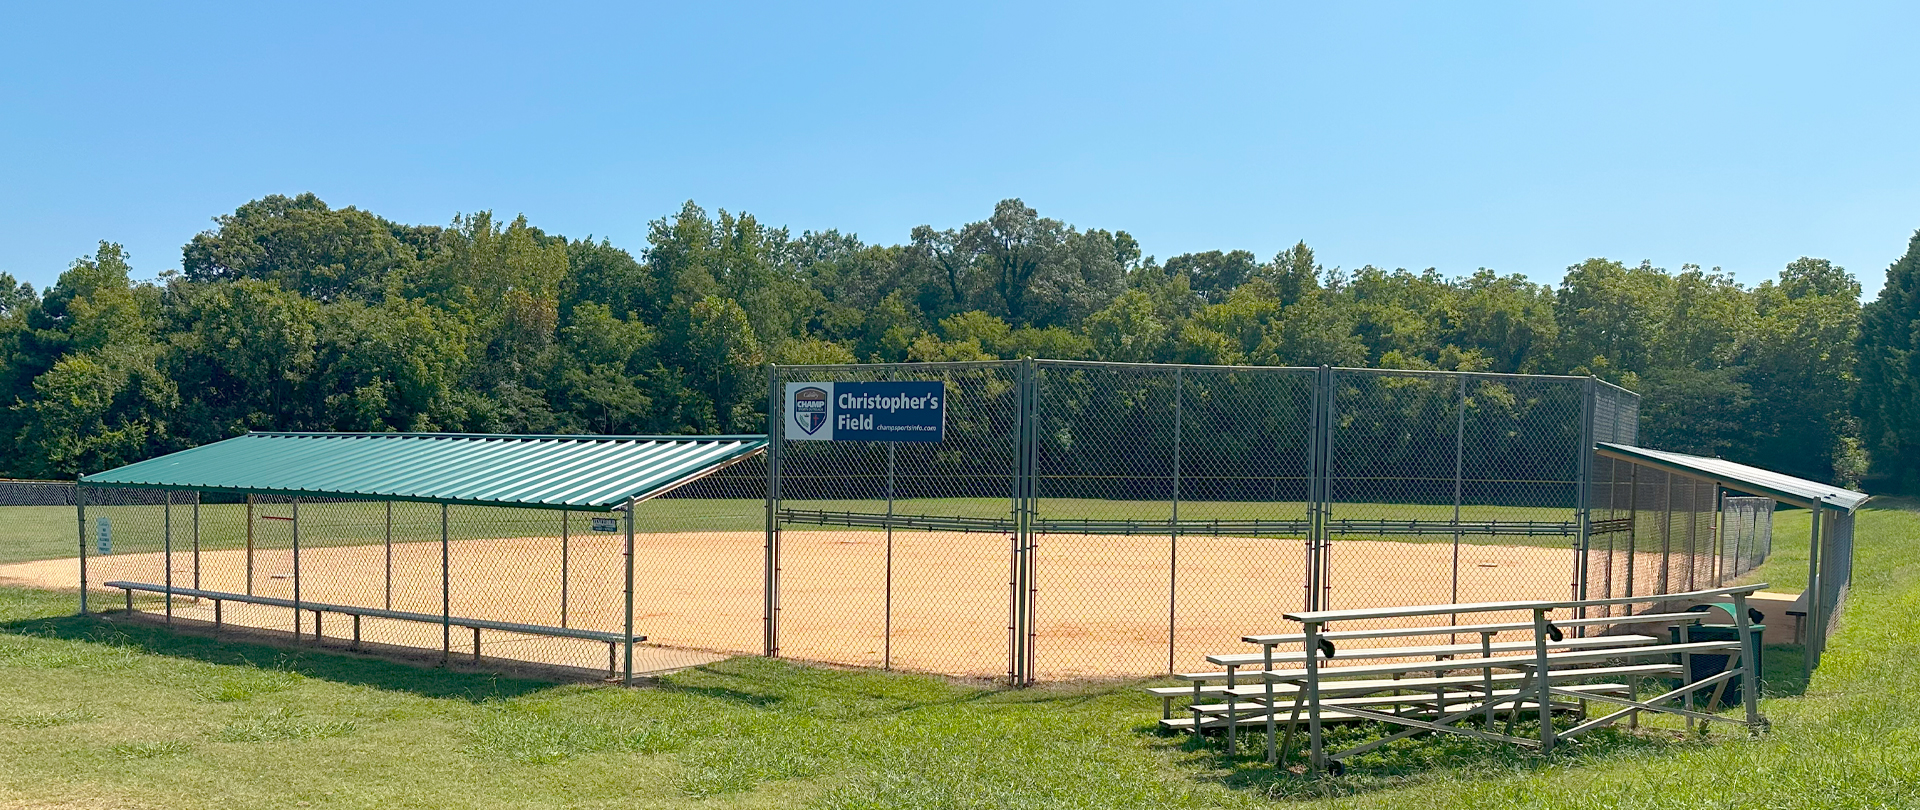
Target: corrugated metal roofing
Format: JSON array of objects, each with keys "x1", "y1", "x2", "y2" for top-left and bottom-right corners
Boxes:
[
  {"x1": 79, "y1": 432, "x2": 768, "y2": 510},
  {"x1": 1595, "y1": 442, "x2": 1870, "y2": 513}
]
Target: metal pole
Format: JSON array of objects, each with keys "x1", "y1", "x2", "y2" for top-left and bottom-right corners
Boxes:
[
  {"x1": 1532, "y1": 608, "x2": 1555, "y2": 751},
  {"x1": 164, "y1": 492, "x2": 173, "y2": 626},
  {"x1": 1013, "y1": 360, "x2": 1029, "y2": 683},
  {"x1": 1658, "y1": 472, "x2": 1674, "y2": 595},
  {"x1": 1574, "y1": 377, "x2": 1596, "y2": 618},
  {"x1": 764, "y1": 363, "x2": 782, "y2": 658},
  {"x1": 245, "y1": 494, "x2": 255, "y2": 596},
  {"x1": 76, "y1": 483, "x2": 88, "y2": 615},
  {"x1": 385, "y1": 501, "x2": 393, "y2": 611},
  {"x1": 1304, "y1": 620, "x2": 1326, "y2": 772},
  {"x1": 1313, "y1": 364, "x2": 1328, "y2": 610},
  {"x1": 441, "y1": 503, "x2": 450, "y2": 663},
  {"x1": 192, "y1": 496, "x2": 201, "y2": 595},
  {"x1": 1017, "y1": 357, "x2": 1037, "y2": 685},
  {"x1": 1450, "y1": 375, "x2": 1466, "y2": 633},
  {"x1": 1306, "y1": 366, "x2": 1327, "y2": 611},
  {"x1": 1625, "y1": 464, "x2": 1639, "y2": 600},
  {"x1": 560, "y1": 508, "x2": 569, "y2": 628},
  {"x1": 624, "y1": 499, "x2": 636, "y2": 684},
  {"x1": 292, "y1": 499, "x2": 301, "y2": 641},
  {"x1": 1731, "y1": 590, "x2": 1763, "y2": 732},
  {"x1": 885, "y1": 441, "x2": 895, "y2": 670},
  {"x1": 1804, "y1": 500, "x2": 1824, "y2": 674},
  {"x1": 1169, "y1": 367, "x2": 1182, "y2": 675},
  {"x1": 1684, "y1": 480, "x2": 1700, "y2": 592}
]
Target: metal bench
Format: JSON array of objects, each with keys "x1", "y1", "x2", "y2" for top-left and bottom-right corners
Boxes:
[
  {"x1": 1261, "y1": 584, "x2": 1770, "y2": 773},
  {"x1": 103, "y1": 581, "x2": 643, "y2": 678}
]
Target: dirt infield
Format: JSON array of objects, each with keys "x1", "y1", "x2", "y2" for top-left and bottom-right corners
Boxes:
[{"x1": 0, "y1": 529, "x2": 1646, "y2": 680}]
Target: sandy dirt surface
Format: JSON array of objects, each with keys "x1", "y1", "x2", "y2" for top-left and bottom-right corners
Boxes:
[{"x1": 0, "y1": 531, "x2": 1655, "y2": 680}]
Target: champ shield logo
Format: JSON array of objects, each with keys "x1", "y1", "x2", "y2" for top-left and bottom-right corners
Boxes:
[{"x1": 793, "y1": 386, "x2": 830, "y2": 434}]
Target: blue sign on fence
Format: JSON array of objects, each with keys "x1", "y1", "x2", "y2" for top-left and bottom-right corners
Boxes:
[
  {"x1": 96, "y1": 516, "x2": 111, "y2": 555},
  {"x1": 784, "y1": 381, "x2": 946, "y2": 442}
]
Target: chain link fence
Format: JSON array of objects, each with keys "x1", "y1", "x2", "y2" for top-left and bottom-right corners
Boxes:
[
  {"x1": 1720, "y1": 496, "x2": 1775, "y2": 581},
  {"x1": 762, "y1": 361, "x2": 1768, "y2": 683},
  {"x1": 6, "y1": 356, "x2": 1859, "y2": 684}
]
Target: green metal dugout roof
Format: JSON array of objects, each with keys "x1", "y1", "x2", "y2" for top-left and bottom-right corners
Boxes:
[
  {"x1": 78, "y1": 432, "x2": 768, "y2": 510},
  {"x1": 1596, "y1": 442, "x2": 1869, "y2": 514}
]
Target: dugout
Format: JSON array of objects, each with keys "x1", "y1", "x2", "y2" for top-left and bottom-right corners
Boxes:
[
  {"x1": 75, "y1": 432, "x2": 767, "y2": 682},
  {"x1": 1593, "y1": 442, "x2": 1869, "y2": 673}
]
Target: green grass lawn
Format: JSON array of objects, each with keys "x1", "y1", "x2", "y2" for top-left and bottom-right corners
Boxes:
[
  {"x1": 1, "y1": 497, "x2": 1582, "y2": 565},
  {"x1": 0, "y1": 500, "x2": 1913, "y2": 807}
]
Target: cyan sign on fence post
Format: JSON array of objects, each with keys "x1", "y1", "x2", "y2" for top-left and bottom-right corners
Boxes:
[{"x1": 784, "y1": 381, "x2": 946, "y2": 442}]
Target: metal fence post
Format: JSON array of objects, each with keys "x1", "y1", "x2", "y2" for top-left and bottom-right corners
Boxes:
[
  {"x1": 1625, "y1": 464, "x2": 1639, "y2": 599},
  {"x1": 559, "y1": 508, "x2": 568, "y2": 628},
  {"x1": 1008, "y1": 361, "x2": 1026, "y2": 685},
  {"x1": 885, "y1": 440, "x2": 896, "y2": 670},
  {"x1": 192, "y1": 496, "x2": 201, "y2": 594},
  {"x1": 76, "y1": 483, "x2": 87, "y2": 615},
  {"x1": 624, "y1": 499, "x2": 636, "y2": 684},
  {"x1": 764, "y1": 363, "x2": 783, "y2": 658},
  {"x1": 1009, "y1": 356, "x2": 1039, "y2": 686},
  {"x1": 164, "y1": 491, "x2": 173, "y2": 626},
  {"x1": 245, "y1": 494, "x2": 255, "y2": 596},
  {"x1": 1305, "y1": 366, "x2": 1326, "y2": 611},
  {"x1": 1805, "y1": 500, "x2": 1824, "y2": 673},
  {"x1": 1314, "y1": 366, "x2": 1335, "y2": 612},
  {"x1": 1450, "y1": 375, "x2": 1467, "y2": 626},
  {"x1": 1168, "y1": 367, "x2": 1182, "y2": 675},
  {"x1": 385, "y1": 501, "x2": 393, "y2": 611},
  {"x1": 440, "y1": 502, "x2": 450, "y2": 663},
  {"x1": 292, "y1": 498, "x2": 302, "y2": 641},
  {"x1": 1574, "y1": 377, "x2": 1596, "y2": 613},
  {"x1": 1657, "y1": 472, "x2": 1673, "y2": 595}
]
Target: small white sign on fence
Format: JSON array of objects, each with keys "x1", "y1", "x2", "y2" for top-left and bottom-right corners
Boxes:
[
  {"x1": 590, "y1": 517, "x2": 619, "y2": 533},
  {"x1": 96, "y1": 516, "x2": 111, "y2": 555}
]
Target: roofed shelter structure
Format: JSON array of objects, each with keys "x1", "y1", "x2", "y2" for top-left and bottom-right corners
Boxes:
[
  {"x1": 1593, "y1": 442, "x2": 1867, "y2": 670},
  {"x1": 76, "y1": 432, "x2": 769, "y2": 681}
]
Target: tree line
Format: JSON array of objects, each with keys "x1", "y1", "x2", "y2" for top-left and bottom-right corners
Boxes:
[{"x1": 2, "y1": 193, "x2": 1913, "y2": 491}]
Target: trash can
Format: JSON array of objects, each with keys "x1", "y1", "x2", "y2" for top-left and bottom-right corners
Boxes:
[{"x1": 1669, "y1": 603, "x2": 1765, "y2": 706}]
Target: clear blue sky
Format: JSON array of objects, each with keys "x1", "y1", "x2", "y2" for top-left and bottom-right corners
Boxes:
[{"x1": 4, "y1": 2, "x2": 1917, "y2": 297}]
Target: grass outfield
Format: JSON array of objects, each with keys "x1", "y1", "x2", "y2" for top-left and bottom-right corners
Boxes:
[
  {"x1": 0, "y1": 497, "x2": 1581, "y2": 565},
  {"x1": 0, "y1": 501, "x2": 1911, "y2": 808}
]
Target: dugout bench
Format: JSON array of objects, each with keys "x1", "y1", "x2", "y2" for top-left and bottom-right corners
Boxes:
[{"x1": 104, "y1": 581, "x2": 643, "y2": 678}]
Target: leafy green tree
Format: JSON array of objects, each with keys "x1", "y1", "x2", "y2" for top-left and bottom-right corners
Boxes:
[
  {"x1": 1086, "y1": 290, "x2": 1169, "y2": 363},
  {"x1": 1737, "y1": 259, "x2": 1859, "y2": 482},
  {"x1": 1448, "y1": 270, "x2": 1557, "y2": 373},
  {"x1": 556, "y1": 302, "x2": 656, "y2": 433},
  {"x1": 182, "y1": 193, "x2": 417, "y2": 301},
  {"x1": 1166, "y1": 250, "x2": 1257, "y2": 302},
  {"x1": 1856, "y1": 233, "x2": 1920, "y2": 490},
  {"x1": 1553, "y1": 259, "x2": 1672, "y2": 381},
  {"x1": 167, "y1": 280, "x2": 319, "y2": 442}
]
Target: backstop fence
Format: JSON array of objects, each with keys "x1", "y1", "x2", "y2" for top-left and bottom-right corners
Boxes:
[
  {"x1": 765, "y1": 359, "x2": 1757, "y2": 683},
  {"x1": 0, "y1": 360, "x2": 1854, "y2": 683}
]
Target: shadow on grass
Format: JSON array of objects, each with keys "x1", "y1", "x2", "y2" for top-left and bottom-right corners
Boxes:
[
  {"x1": 1760, "y1": 643, "x2": 1810, "y2": 697},
  {"x1": 0, "y1": 611, "x2": 562, "y2": 702},
  {"x1": 1153, "y1": 701, "x2": 1761, "y2": 800}
]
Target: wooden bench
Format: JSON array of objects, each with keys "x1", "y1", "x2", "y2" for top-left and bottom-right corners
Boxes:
[{"x1": 104, "y1": 581, "x2": 642, "y2": 677}]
